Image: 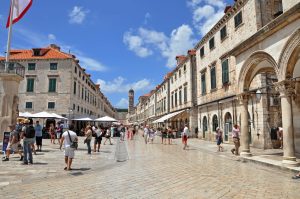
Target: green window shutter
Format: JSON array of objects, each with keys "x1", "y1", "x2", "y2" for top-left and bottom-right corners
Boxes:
[
  {"x1": 49, "y1": 79, "x2": 56, "y2": 92},
  {"x1": 222, "y1": 59, "x2": 229, "y2": 84},
  {"x1": 211, "y1": 67, "x2": 216, "y2": 89},
  {"x1": 27, "y1": 79, "x2": 34, "y2": 92}
]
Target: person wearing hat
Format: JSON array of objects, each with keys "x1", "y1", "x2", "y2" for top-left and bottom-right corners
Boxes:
[
  {"x1": 21, "y1": 118, "x2": 35, "y2": 165},
  {"x1": 84, "y1": 125, "x2": 93, "y2": 154},
  {"x1": 216, "y1": 127, "x2": 224, "y2": 152},
  {"x1": 2, "y1": 124, "x2": 23, "y2": 161}
]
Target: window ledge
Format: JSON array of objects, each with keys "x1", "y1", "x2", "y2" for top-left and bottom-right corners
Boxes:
[
  {"x1": 210, "y1": 46, "x2": 216, "y2": 51},
  {"x1": 235, "y1": 23, "x2": 244, "y2": 31},
  {"x1": 221, "y1": 35, "x2": 229, "y2": 43},
  {"x1": 222, "y1": 82, "x2": 231, "y2": 88},
  {"x1": 210, "y1": 88, "x2": 217, "y2": 93}
]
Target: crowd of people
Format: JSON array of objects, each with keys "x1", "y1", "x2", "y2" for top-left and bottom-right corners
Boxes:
[{"x1": 2, "y1": 119, "x2": 300, "y2": 179}]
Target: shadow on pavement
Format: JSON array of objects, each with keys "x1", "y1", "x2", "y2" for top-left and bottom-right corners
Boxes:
[{"x1": 33, "y1": 162, "x2": 48, "y2": 165}]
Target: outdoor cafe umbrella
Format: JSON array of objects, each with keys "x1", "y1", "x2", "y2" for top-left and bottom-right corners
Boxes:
[
  {"x1": 95, "y1": 116, "x2": 117, "y2": 122},
  {"x1": 72, "y1": 117, "x2": 94, "y2": 121},
  {"x1": 19, "y1": 112, "x2": 34, "y2": 118},
  {"x1": 31, "y1": 111, "x2": 56, "y2": 118},
  {"x1": 51, "y1": 113, "x2": 68, "y2": 120}
]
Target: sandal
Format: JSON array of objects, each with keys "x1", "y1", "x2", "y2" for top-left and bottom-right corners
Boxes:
[{"x1": 64, "y1": 167, "x2": 67, "y2": 170}]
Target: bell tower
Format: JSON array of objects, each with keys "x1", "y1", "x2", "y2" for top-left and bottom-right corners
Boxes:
[{"x1": 128, "y1": 89, "x2": 134, "y2": 114}]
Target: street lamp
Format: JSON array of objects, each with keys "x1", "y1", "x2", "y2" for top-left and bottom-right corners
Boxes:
[{"x1": 256, "y1": 89, "x2": 262, "y2": 101}]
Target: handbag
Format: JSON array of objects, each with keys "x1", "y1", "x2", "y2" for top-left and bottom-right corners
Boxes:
[{"x1": 67, "y1": 130, "x2": 78, "y2": 149}]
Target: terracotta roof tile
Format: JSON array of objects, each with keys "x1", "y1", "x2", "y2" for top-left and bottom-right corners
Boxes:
[{"x1": 0, "y1": 45, "x2": 73, "y2": 61}]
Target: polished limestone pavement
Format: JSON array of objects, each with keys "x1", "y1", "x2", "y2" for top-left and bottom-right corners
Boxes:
[{"x1": 0, "y1": 134, "x2": 300, "y2": 199}]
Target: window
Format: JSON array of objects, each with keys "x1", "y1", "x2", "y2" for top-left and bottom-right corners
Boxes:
[
  {"x1": 26, "y1": 78, "x2": 34, "y2": 92},
  {"x1": 163, "y1": 98, "x2": 166, "y2": 112},
  {"x1": 28, "y1": 63, "x2": 36, "y2": 70},
  {"x1": 203, "y1": 116, "x2": 208, "y2": 132},
  {"x1": 73, "y1": 81, "x2": 76, "y2": 95},
  {"x1": 77, "y1": 106, "x2": 80, "y2": 112},
  {"x1": 222, "y1": 59, "x2": 229, "y2": 84},
  {"x1": 209, "y1": 37, "x2": 215, "y2": 50},
  {"x1": 220, "y1": 26, "x2": 227, "y2": 40},
  {"x1": 200, "y1": 47, "x2": 205, "y2": 58},
  {"x1": 184, "y1": 85, "x2": 187, "y2": 103},
  {"x1": 171, "y1": 77, "x2": 173, "y2": 83},
  {"x1": 75, "y1": 67, "x2": 77, "y2": 74},
  {"x1": 179, "y1": 70, "x2": 182, "y2": 78},
  {"x1": 171, "y1": 93, "x2": 174, "y2": 108},
  {"x1": 175, "y1": 73, "x2": 177, "y2": 80},
  {"x1": 48, "y1": 102, "x2": 55, "y2": 109},
  {"x1": 175, "y1": 91, "x2": 178, "y2": 107},
  {"x1": 210, "y1": 66, "x2": 216, "y2": 90},
  {"x1": 25, "y1": 102, "x2": 33, "y2": 109},
  {"x1": 81, "y1": 88, "x2": 84, "y2": 99},
  {"x1": 201, "y1": 73, "x2": 206, "y2": 95},
  {"x1": 48, "y1": 78, "x2": 56, "y2": 92},
  {"x1": 234, "y1": 11, "x2": 243, "y2": 28},
  {"x1": 212, "y1": 115, "x2": 218, "y2": 131},
  {"x1": 50, "y1": 63, "x2": 57, "y2": 70},
  {"x1": 184, "y1": 65, "x2": 186, "y2": 72},
  {"x1": 179, "y1": 88, "x2": 182, "y2": 105},
  {"x1": 79, "y1": 71, "x2": 81, "y2": 78},
  {"x1": 73, "y1": 104, "x2": 75, "y2": 110}
]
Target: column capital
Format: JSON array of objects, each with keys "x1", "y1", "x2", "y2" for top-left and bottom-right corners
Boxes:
[
  {"x1": 237, "y1": 92, "x2": 250, "y2": 105},
  {"x1": 274, "y1": 80, "x2": 296, "y2": 98}
]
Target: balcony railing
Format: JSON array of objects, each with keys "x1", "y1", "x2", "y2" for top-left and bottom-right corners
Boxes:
[{"x1": 0, "y1": 61, "x2": 25, "y2": 78}]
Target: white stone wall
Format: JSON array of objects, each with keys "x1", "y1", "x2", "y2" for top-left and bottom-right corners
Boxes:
[{"x1": 283, "y1": 0, "x2": 299, "y2": 12}]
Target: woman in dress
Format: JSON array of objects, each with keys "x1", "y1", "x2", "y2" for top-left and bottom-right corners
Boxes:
[
  {"x1": 49, "y1": 123, "x2": 56, "y2": 144},
  {"x1": 216, "y1": 127, "x2": 224, "y2": 152}
]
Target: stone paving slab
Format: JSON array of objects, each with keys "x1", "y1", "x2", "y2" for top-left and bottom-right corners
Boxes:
[{"x1": 0, "y1": 134, "x2": 300, "y2": 198}]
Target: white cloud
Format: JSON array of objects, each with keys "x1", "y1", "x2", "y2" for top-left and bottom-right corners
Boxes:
[
  {"x1": 13, "y1": 27, "x2": 107, "y2": 71},
  {"x1": 68, "y1": 6, "x2": 89, "y2": 24},
  {"x1": 123, "y1": 25, "x2": 195, "y2": 68},
  {"x1": 188, "y1": 0, "x2": 226, "y2": 35},
  {"x1": 48, "y1": 34, "x2": 56, "y2": 41},
  {"x1": 96, "y1": 77, "x2": 153, "y2": 93},
  {"x1": 123, "y1": 32, "x2": 153, "y2": 57},
  {"x1": 116, "y1": 98, "x2": 129, "y2": 108}
]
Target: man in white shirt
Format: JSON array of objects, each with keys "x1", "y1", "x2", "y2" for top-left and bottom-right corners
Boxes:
[
  {"x1": 182, "y1": 124, "x2": 189, "y2": 150},
  {"x1": 144, "y1": 125, "x2": 150, "y2": 144},
  {"x1": 59, "y1": 124, "x2": 78, "y2": 171}
]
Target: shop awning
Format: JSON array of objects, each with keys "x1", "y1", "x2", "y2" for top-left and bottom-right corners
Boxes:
[{"x1": 152, "y1": 110, "x2": 186, "y2": 123}]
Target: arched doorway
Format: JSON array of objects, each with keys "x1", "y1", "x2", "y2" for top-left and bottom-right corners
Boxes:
[
  {"x1": 212, "y1": 115, "x2": 218, "y2": 132},
  {"x1": 224, "y1": 112, "x2": 232, "y2": 142},
  {"x1": 202, "y1": 116, "x2": 207, "y2": 138}
]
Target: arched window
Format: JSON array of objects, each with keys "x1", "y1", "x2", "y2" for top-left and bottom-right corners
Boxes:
[
  {"x1": 203, "y1": 116, "x2": 208, "y2": 132},
  {"x1": 212, "y1": 115, "x2": 218, "y2": 131},
  {"x1": 224, "y1": 112, "x2": 232, "y2": 132}
]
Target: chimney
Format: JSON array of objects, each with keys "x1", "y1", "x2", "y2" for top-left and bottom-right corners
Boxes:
[
  {"x1": 176, "y1": 55, "x2": 186, "y2": 65},
  {"x1": 49, "y1": 44, "x2": 61, "y2": 51},
  {"x1": 188, "y1": 49, "x2": 196, "y2": 56},
  {"x1": 224, "y1": 5, "x2": 232, "y2": 13}
]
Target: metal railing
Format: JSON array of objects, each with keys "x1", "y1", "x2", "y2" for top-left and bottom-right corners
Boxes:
[{"x1": 0, "y1": 61, "x2": 25, "y2": 77}]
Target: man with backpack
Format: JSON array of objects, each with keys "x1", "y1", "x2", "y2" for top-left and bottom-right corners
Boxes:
[
  {"x1": 2, "y1": 124, "x2": 23, "y2": 161},
  {"x1": 21, "y1": 118, "x2": 35, "y2": 165}
]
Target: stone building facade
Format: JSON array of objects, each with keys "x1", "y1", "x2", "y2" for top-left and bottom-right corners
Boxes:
[
  {"x1": 0, "y1": 44, "x2": 116, "y2": 121},
  {"x1": 128, "y1": 0, "x2": 300, "y2": 165}
]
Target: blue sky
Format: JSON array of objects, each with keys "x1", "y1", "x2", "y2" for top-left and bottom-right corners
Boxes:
[{"x1": 0, "y1": 0, "x2": 231, "y2": 108}]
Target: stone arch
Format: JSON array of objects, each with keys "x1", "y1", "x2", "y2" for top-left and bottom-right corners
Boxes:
[
  {"x1": 238, "y1": 51, "x2": 279, "y2": 93},
  {"x1": 278, "y1": 28, "x2": 300, "y2": 80}
]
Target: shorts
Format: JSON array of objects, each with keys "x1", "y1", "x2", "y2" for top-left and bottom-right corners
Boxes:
[
  {"x1": 94, "y1": 137, "x2": 102, "y2": 144},
  {"x1": 7, "y1": 142, "x2": 21, "y2": 152},
  {"x1": 36, "y1": 136, "x2": 42, "y2": 146},
  {"x1": 182, "y1": 135, "x2": 188, "y2": 142},
  {"x1": 217, "y1": 138, "x2": 223, "y2": 145},
  {"x1": 64, "y1": 147, "x2": 75, "y2": 158},
  {"x1": 162, "y1": 133, "x2": 167, "y2": 138},
  {"x1": 56, "y1": 133, "x2": 61, "y2": 139}
]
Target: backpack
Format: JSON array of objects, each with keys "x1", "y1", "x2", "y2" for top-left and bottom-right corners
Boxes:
[{"x1": 25, "y1": 125, "x2": 35, "y2": 138}]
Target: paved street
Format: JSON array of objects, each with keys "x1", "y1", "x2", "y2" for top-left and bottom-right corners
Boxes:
[{"x1": 1, "y1": 134, "x2": 300, "y2": 199}]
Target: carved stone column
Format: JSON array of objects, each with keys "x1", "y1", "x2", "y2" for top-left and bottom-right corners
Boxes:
[
  {"x1": 275, "y1": 80, "x2": 299, "y2": 166},
  {"x1": 238, "y1": 92, "x2": 252, "y2": 157}
]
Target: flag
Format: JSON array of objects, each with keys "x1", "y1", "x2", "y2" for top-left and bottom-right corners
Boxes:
[{"x1": 6, "y1": 0, "x2": 33, "y2": 28}]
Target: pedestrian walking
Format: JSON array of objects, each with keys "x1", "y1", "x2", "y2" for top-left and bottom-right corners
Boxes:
[
  {"x1": 2, "y1": 124, "x2": 23, "y2": 161},
  {"x1": 55, "y1": 123, "x2": 63, "y2": 145},
  {"x1": 59, "y1": 124, "x2": 78, "y2": 171},
  {"x1": 49, "y1": 123, "x2": 56, "y2": 144},
  {"x1": 149, "y1": 128, "x2": 155, "y2": 144},
  {"x1": 143, "y1": 125, "x2": 150, "y2": 144},
  {"x1": 104, "y1": 127, "x2": 113, "y2": 145},
  {"x1": 216, "y1": 127, "x2": 224, "y2": 152},
  {"x1": 161, "y1": 128, "x2": 167, "y2": 144},
  {"x1": 21, "y1": 119, "x2": 35, "y2": 165},
  {"x1": 231, "y1": 124, "x2": 240, "y2": 155},
  {"x1": 84, "y1": 125, "x2": 93, "y2": 154},
  {"x1": 34, "y1": 121, "x2": 43, "y2": 152},
  {"x1": 167, "y1": 126, "x2": 173, "y2": 145},
  {"x1": 94, "y1": 126, "x2": 102, "y2": 152},
  {"x1": 277, "y1": 127, "x2": 283, "y2": 149},
  {"x1": 182, "y1": 124, "x2": 189, "y2": 150}
]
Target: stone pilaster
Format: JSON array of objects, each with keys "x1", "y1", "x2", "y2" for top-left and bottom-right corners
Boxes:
[
  {"x1": 275, "y1": 80, "x2": 299, "y2": 166},
  {"x1": 238, "y1": 92, "x2": 252, "y2": 157}
]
